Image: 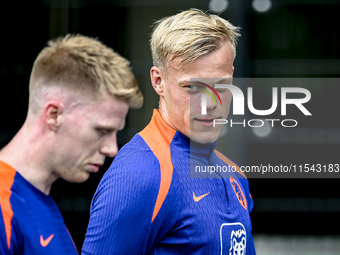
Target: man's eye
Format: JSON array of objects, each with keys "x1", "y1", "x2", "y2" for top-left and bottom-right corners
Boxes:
[
  {"x1": 186, "y1": 86, "x2": 202, "y2": 94},
  {"x1": 188, "y1": 84, "x2": 204, "y2": 91},
  {"x1": 97, "y1": 129, "x2": 110, "y2": 136},
  {"x1": 214, "y1": 85, "x2": 231, "y2": 93}
]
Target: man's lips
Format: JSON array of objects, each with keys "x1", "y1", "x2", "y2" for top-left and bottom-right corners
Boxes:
[
  {"x1": 88, "y1": 163, "x2": 103, "y2": 173},
  {"x1": 194, "y1": 117, "x2": 220, "y2": 127},
  {"x1": 196, "y1": 118, "x2": 215, "y2": 122}
]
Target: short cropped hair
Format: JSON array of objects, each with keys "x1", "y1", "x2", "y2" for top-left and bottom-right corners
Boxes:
[
  {"x1": 150, "y1": 8, "x2": 240, "y2": 70},
  {"x1": 29, "y1": 34, "x2": 143, "y2": 109}
]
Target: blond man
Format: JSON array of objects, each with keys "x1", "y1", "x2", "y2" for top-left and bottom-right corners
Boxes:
[
  {"x1": 0, "y1": 34, "x2": 143, "y2": 255},
  {"x1": 82, "y1": 9, "x2": 256, "y2": 254}
]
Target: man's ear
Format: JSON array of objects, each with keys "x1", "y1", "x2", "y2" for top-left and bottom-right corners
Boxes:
[
  {"x1": 150, "y1": 66, "x2": 165, "y2": 96},
  {"x1": 44, "y1": 101, "x2": 63, "y2": 131}
]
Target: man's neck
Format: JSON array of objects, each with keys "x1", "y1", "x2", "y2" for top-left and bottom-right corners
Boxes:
[
  {"x1": 0, "y1": 124, "x2": 55, "y2": 195},
  {"x1": 158, "y1": 100, "x2": 177, "y2": 131}
]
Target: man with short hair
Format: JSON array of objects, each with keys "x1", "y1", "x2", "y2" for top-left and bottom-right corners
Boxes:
[
  {"x1": 82, "y1": 9, "x2": 256, "y2": 254},
  {"x1": 0, "y1": 34, "x2": 143, "y2": 254}
]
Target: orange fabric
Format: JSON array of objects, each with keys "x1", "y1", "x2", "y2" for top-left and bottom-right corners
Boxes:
[
  {"x1": 0, "y1": 161, "x2": 16, "y2": 249},
  {"x1": 214, "y1": 150, "x2": 247, "y2": 179},
  {"x1": 139, "y1": 110, "x2": 176, "y2": 223}
]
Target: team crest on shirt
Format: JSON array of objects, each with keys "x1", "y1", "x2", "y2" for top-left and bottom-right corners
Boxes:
[
  {"x1": 229, "y1": 176, "x2": 247, "y2": 211},
  {"x1": 220, "y1": 223, "x2": 246, "y2": 255}
]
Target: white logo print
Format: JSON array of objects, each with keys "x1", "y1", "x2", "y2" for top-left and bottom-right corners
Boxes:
[
  {"x1": 230, "y1": 229, "x2": 246, "y2": 255},
  {"x1": 220, "y1": 223, "x2": 246, "y2": 255}
]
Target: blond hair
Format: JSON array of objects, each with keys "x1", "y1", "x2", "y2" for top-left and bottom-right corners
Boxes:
[
  {"x1": 150, "y1": 8, "x2": 240, "y2": 69},
  {"x1": 29, "y1": 34, "x2": 143, "y2": 109}
]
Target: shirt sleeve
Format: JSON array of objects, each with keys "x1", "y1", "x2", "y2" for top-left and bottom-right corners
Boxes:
[{"x1": 81, "y1": 150, "x2": 162, "y2": 255}]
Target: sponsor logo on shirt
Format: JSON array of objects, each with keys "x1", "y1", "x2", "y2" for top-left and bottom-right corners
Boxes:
[
  {"x1": 40, "y1": 234, "x2": 54, "y2": 247},
  {"x1": 193, "y1": 192, "x2": 210, "y2": 202}
]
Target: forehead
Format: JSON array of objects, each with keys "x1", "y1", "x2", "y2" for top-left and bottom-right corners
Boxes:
[
  {"x1": 72, "y1": 94, "x2": 129, "y2": 128},
  {"x1": 166, "y1": 42, "x2": 234, "y2": 79}
]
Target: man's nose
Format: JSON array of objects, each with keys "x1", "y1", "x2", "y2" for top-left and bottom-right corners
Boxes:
[
  {"x1": 201, "y1": 93, "x2": 217, "y2": 115},
  {"x1": 100, "y1": 134, "x2": 119, "y2": 158}
]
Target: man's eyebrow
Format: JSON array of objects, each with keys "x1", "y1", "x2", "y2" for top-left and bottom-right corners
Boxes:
[
  {"x1": 178, "y1": 79, "x2": 191, "y2": 85},
  {"x1": 95, "y1": 124, "x2": 124, "y2": 133},
  {"x1": 213, "y1": 78, "x2": 233, "y2": 85},
  {"x1": 179, "y1": 78, "x2": 233, "y2": 86}
]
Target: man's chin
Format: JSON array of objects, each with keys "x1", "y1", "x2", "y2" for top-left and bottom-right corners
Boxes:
[
  {"x1": 64, "y1": 172, "x2": 90, "y2": 183},
  {"x1": 189, "y1": 132, "x2": 220, "y2": 144}
]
